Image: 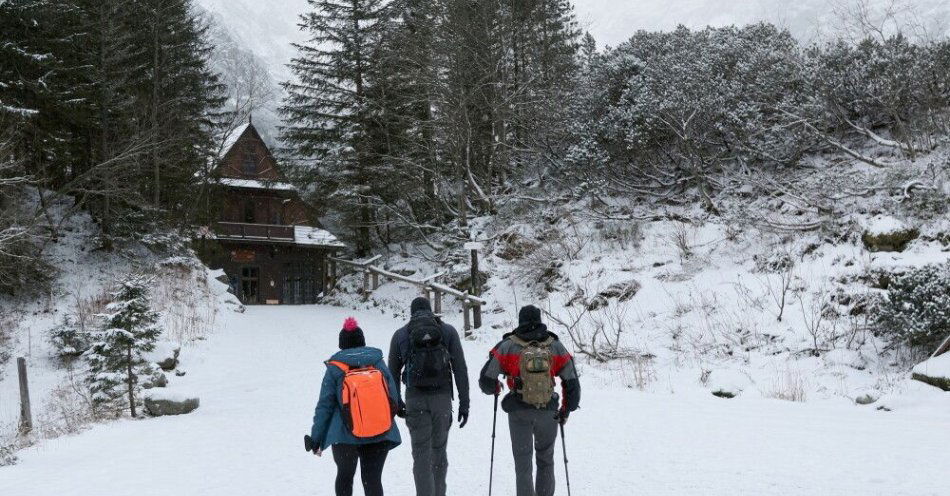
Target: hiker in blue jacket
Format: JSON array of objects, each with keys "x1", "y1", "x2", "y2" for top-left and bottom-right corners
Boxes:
[{"x1": 310, "y1": 317, "x2": 402, "y2": 496}]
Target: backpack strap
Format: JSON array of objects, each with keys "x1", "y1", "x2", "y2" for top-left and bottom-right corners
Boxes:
[{"x1": 328, "y1": 360, "x2": 350, "y2": 373}]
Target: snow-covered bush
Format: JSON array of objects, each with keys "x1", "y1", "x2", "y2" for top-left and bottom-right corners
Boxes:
[
  {"x1": 49, "y1": 316, "x2": 93, "y2": 360},
  {"x1": 873, "y1": 263, "x2": 950, "y2": 351},
  {"x1": 48, "y1": 291, "x2": 111, "y2": 360},
  {"x1": 84, "y1": 274, "x2": 163, "y2": 418}
]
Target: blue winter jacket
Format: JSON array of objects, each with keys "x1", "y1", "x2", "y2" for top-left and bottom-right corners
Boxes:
[{"x1": 310, "y1": 346, "x2": 402, "y2": 451}]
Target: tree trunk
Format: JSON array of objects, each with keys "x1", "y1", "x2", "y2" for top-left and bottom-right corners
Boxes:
[
  {"x1": 151, "y1": 11, "x2": 162, "y2": 208},
  {"x1": 127, "y1": 343, "x2": 136, "y2": 418}
]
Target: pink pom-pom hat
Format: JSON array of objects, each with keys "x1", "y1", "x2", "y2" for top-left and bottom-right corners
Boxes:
[{"x1": 343, "y1": 317, "x2": 359, "y2": 332}]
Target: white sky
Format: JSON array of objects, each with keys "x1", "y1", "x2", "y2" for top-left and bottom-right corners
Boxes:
[{"x1": 198, "y1": 0, "x2": 950, "y2": 78}]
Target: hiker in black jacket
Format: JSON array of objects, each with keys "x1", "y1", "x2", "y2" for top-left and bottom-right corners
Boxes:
[{"x1": 388, "y1": 297, "x2": 470, "y2": 496}]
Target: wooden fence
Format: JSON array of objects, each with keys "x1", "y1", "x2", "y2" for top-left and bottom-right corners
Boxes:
[{"x1": 327, "y1": 256, "x2": 486, "y2": 335}]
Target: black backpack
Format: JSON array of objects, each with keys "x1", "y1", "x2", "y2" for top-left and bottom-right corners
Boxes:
[{"x1": 406, "y1": 313, "x2": 452, "y2": 390}]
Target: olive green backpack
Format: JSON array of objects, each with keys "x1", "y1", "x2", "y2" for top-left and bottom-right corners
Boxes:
[{"x1": 510, "y1": 335, "x2": 555, "y2": 408}]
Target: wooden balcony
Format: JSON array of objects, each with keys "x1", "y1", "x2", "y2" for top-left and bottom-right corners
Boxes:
[{"x1": 216, "y1": 222, "x2": 295, "y2": 242}]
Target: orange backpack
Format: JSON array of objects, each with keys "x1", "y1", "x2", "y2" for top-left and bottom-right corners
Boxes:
[{"x1": 329, "y1": 361, "x2": 396, "y2": 439}]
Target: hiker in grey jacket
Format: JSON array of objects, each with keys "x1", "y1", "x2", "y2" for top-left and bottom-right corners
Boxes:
[
  {"x1": 479, "y1": 305, "x2": 580, "y2": 496},
  {"x1": 388, "y1": 296, "x2": 470, "y2": 496}
]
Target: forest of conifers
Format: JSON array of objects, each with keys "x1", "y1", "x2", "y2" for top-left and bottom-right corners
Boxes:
[{"x1": 3, "y1": 0, "x2": 950, "y2": 282}]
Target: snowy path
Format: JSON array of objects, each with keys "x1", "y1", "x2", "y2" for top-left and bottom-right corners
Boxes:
[{"x1": 2, "y1": 306, "x2": 948, "y2": 495}]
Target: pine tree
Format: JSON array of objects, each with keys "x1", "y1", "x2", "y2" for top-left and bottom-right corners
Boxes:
[
  {"x1": 134, "y1": 0, "x2": 224, "y2": 214},
  {"x1": 84, "y1": 275, "x2": 162, "y2": 417},
  {"x1": 282, "y1": 0, "x2": 396, "y2": 255}
]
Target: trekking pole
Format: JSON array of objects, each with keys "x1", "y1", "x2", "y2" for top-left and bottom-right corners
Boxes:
[
  {"x1": 489, "y1": 392, "x2": 499, "y2": 496},
  {"x1": 560, "y1": 422, "x2": 572, "y2": 496}
]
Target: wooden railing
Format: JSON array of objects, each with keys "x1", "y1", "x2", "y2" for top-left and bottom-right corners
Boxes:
[
  {"x1": 216, "y1": 222, "x2": 295, "y2": 241},
  {"x1": 328, "y1": 256, "x2": 486, "y2": 335}
]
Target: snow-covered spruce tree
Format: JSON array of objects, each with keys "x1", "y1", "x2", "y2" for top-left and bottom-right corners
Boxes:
[
  {"x1": 281, "y1": 0, "x2": 396, "y2": 255},
  {"x1": 874, "y1": 263, "x2": 950, "y2": 352},
  {"x1": 84, "y1": 275, "x2": 162, "y2": 418}
]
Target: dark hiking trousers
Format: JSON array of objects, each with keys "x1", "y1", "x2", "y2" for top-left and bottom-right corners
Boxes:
[
  {"x1": 508, "y1": 408, "x2": 559, "y2": 496},
  {"x1": 331, "y1": 442, "x2": 390, "y2": 496},
  {"x1": 405, "y1": 390, "x2": 453, "y2": 496}
]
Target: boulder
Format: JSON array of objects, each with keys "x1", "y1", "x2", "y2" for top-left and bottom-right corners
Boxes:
[
  {"x1": 146, "y1": 341, "x2": 181, "y2": 371},
  {"x1": 911, "y1": 353, "x2": 950, "y2": 391},
  {"x1": 213, "y1": 271, "x2": 230, "y2": 286},
  {"x1": 706, "y1": 369, "x2": 750, "y2": 399},
  {"x1": 496, "y1": 231, "x2": 540, "y2": 261},
  {"x1": 861, "y1": 216, "x2": 919, "y2": 252},
  {"x1": 854, "y1": 394, "x2": 877, "y2": 405},
  {"x1": 142, "y1": 370, "x2": 168, "y2": 389},
  {"x1": 144, "y1": 390, "x2": 200, "y2": 416},
  {"x1": 598, "y1": 279, "x2": 641, "y2": 302}
]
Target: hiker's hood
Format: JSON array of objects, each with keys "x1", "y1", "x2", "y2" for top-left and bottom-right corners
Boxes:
[
  {"x1": 328, "y1": 346, "x2": 383, "y2": 367},
  {"x1": 512, "y1": 322, "x2": 554, "y2": 342}
]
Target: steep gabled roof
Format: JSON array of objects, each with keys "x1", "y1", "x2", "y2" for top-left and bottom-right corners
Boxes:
[
  {"x1": 216, "y1": 121, "x2": 290, "y2": 187},
  {"x1": 218, "y1": 123, "x2": 251, "y2": 159}
]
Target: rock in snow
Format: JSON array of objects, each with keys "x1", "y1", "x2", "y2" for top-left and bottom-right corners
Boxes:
[
  {"x1": 861, "y1": 216, "x2": 919, "y2": 252},
  {"x1": 145, "y1": 341, "x2": 181, "y2": 371},
  {"x1": 144, "y1": 389, "x2": 200, "y2": 416},
  {"x1": 142, "y1": 369, "x2": 168, "y2": 389},
  {"x1": 911, "y1": 353, "x2": 950, "y2": 391}
]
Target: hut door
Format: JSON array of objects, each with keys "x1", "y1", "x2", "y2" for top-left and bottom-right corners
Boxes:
[
  {"x1": 283, "y1": 262, "x2": 316, "y2": 304},
  {"x1": 240, "y1": 266, "x2": 260, "y2": 304}
]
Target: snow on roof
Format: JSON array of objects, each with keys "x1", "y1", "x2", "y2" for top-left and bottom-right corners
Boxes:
[
  {"x1": 218, "y1": 123, "x2": 250, "y2": 158},
  {"x1": 219, "y1": 177, "x2": 296, "y2": 191},
  {"x1": 294, "y1": 225, "x2": 344, "y2": 248}
]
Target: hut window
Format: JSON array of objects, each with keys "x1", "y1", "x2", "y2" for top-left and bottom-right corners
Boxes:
[{"x1": 242, "y1": 144, "x2": 257, "y2": 175}]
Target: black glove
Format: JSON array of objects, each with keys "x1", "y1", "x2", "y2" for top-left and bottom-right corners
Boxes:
[
  {"x1": 458, "y1": 408, "x2": 469, "y2": 428},
  {"x1": 554, "y1": 409, "x2": 569, "y2": 426},
  {"x1": 396, "y1": 400, "x2": 406, "y2": 419}
]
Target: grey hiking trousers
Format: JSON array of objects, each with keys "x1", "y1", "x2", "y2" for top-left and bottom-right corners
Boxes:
[
  {"x1": 508, "y1": 408, "x2": 559, "y2": 496},
  {"x1": 405, "y1": 390, "x2": 453, "y2": 496}
]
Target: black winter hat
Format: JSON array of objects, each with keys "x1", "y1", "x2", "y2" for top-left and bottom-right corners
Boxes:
[
  {"x1": 339, "y1": 317, "x2": 366, "y2": 350},
  {"x1": 411, "y1": 296, "x2": 432, "y2": 314},
  {"x1": 518, "y1": 305, "x2": 543, "y2": 326}
]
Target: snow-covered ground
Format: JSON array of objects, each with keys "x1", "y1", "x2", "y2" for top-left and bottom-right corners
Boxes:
[{"x1": 2, "y1": 305, "x2": 948, "y2": 495}]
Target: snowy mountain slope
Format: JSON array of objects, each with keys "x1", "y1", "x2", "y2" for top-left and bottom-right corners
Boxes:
[
  {"x1": 0, "y1": 190, "x2": 236, "y2": 457},
  {"x1": 1, "y1": 305, "x2": 948, "y2": 495},
  {"x1": 197, "y1": 0, "x2": 308, "y2": 83}
]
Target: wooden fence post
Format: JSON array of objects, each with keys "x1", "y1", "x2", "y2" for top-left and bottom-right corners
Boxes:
[
  {"x1": 17, "y1": 357, "x2": 32, "y2": 435},
  {"x1": 371, "y1": 271, "x2": 379, "y2": 290},
  {"x1": 362, "y1": 270, "x2": 370, "y2": 294},
  {"x1": 434, "y1": 290, "x2": 443, "y2": 315},
  {"x1": 472, "y1": 302, "x2": 482, "y2": 329},
  {"x1": 465, "y1": 242, "x2": 484, "y2": 296},
  {"x1": 462, "y1": 301, "x2": 472, "y2": 336}
]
